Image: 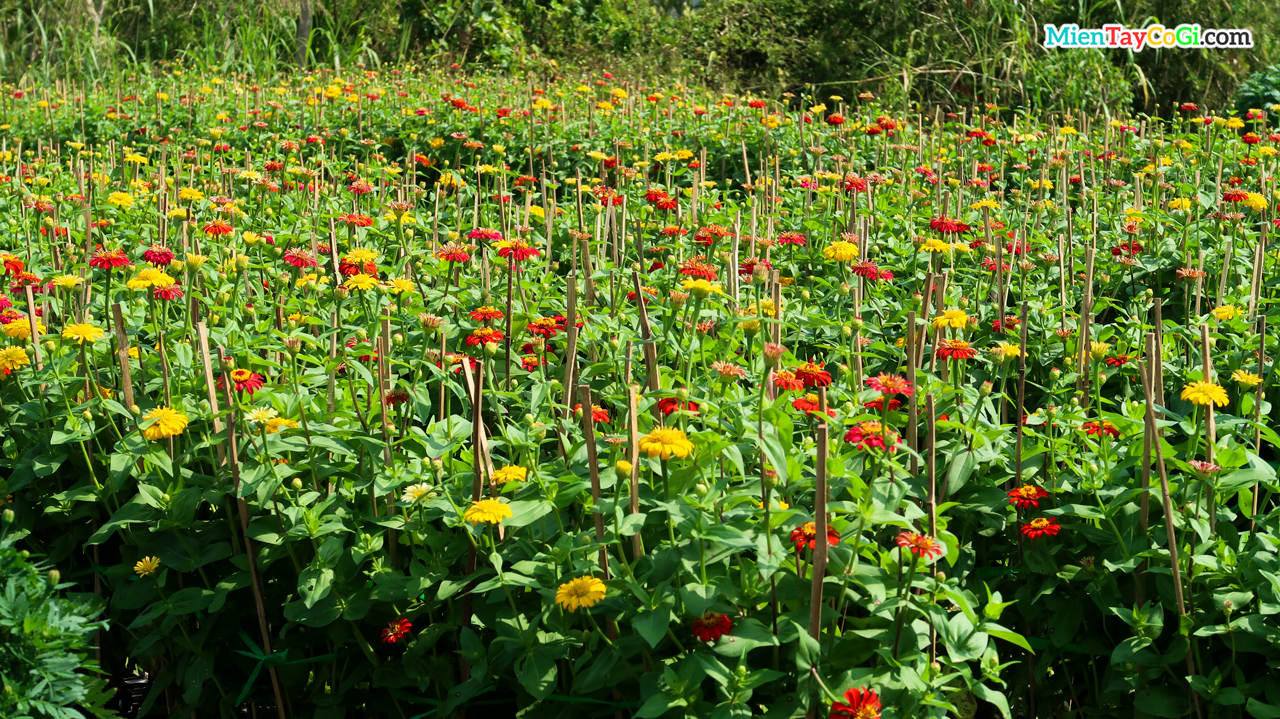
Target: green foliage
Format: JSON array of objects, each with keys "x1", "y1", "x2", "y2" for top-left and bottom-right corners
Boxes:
[
  {"x1": 0, "y1": 524, "x2": 114, "y2": 719},
  {"x1": 1235, "y1": 65, "x2": 1280, "y2": 124}
]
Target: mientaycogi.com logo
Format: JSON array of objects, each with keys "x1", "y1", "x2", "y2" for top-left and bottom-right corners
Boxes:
[{"x1": 1043, "y1": 23, "x2": 1253, "y2": 51}]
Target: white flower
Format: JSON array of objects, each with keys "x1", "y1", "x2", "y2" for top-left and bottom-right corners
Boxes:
[
  {"x1": 245, "y1": 407, "x2": 279, "y2": 425},
  {"x1": 401, "y1": 482, "x2": 434, "y2": 504}
]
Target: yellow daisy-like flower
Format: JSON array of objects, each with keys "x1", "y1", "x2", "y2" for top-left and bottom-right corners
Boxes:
[
  {"x1": 920, "y1": 238, "x2": 952, "y2": 254},
  {"x1": 134, "y1": 556, "x2": 161, "y2": 577},
  {"x1": 51, "y1": 274, "x2": 85, "y2": 289},
  {"x1": 555, "y1": 576, "x2": 607, "y2": 613},
  {"x1": 62, "y1": 323, "x2": 105, "y2": 344},
  {"x1": 822, "y1": 241, "x2": 859, "y2": 262},
  {"x1": 1226, "y1": 117, "x2": 1245, "y2": 130},
  {"x1": 126, "y1": 268, "x2": 176, "y2": 290},
  {"x1": 178, "y1": 187, "x2": 204, "y2": 201},
  {"x1": 492, "y1": 466, "x2": 528, "y2": 484},
  {"x1": 140, "y1": 407, "x2": 189, "y2": 441},
  {"x1": 681, "y1": 279, "x2": 723, "y2": 298},
  {"x1": 0, "y1": 347, "x2": 30, "y2": 373},
  {"x1": 401, "y1": 482, "x2": 433, "y2": 504},
  {"x1": 123, "y1": 153, "x2": 148, "y2": 165},
  {"x1": 1211, "y1": 305, "x2": 1240, "y2": 321},
  {"x1": 263, "y1": 418, "x2": 299, "y2": 434},
  {"x1": 932, "y1": 309, "x2": 969, "y2": 330},
  {"x1": 992, "y1": 343, "x2": 1022, "y2": 360},
  {"x1": 1181, "y1": 381, "x2": 1228, "y2": 407},
  {"x1": 106, "y1": 192, "x2": 134, "y2": 208},
  {"x1": 1168, "y1": 197, "x2": 1192, "y2": 211},
  {"x1": 463, "y1": 498, "x2": 513, "y2": 525},
  {"x1": 3, "y1": 318, "x2": 44, "y2": 341},
  {"x1": 971, "y1": 198, "x2": 1000, "y2": 211},
  {"x1": 1232, "y1": 369, "x2": 1263, "y2": 388},
  {"x1": 1088, "y1": 341, "x2": 1112, "y2": 360},
  {"x1": 637, "y1": 428, "x2": 695, "y2": 460},
  {"x1": 386, "y1": 277, "x2": 416, "y2": 295},
  {"x1": 345, "y1": 274, "x2": 379, "y2": 291}
]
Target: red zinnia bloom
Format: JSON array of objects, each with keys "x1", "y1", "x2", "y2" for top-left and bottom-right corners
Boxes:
[
  {"x1": 773, "y1": 370, "x2": 805, "y2": 392},
  {"x1": 1007, "y1": 485, "x2": 1050, "y2": 509},
  {"x1": 777, "y1": 231, "x2": 806, "y2": 246},
  {"x1": 929, "y1": 216, "x2": 970, "y2": 234},
  {"x1": 657, "y1": 398, "x2": 699, "y2": 415},
  {"x1": 521, "y1": 355, "x2": 543, "y2": 371},
  {"x1": 202, "y1": 220, "x2": 233, "y2": 237},
  {"x1": 381, "y1": 618, "x2": 412, "y2": 644},
  {"x1": 936, "y1": 339, "x2": 977, "y2": 360},
  {"x1": 465, "y1": 327, "x2": 504, "y2": 347},
  {"x1": 895, "y1": 531, "x2": 944, "y2": 560},
  {"x1": 142, "y1": 245, "x2": 175, "y2": 267},
  {"x1": 678, "y1": 260, "x2": 717, "y2": 280},
  {"x1": 219, "y1": 368, "x2": 265, "y2": 395},
  {"x1": 1105, "y1": 354, "x2": 1134, "y2": 367},
  {"x1": 793, "y1": 394, "x2": 837, "y2": 417},
  {"x1": 469, "y1": 306, "x2": 504, "y2": 322},
  {"x1": 844, "y1": 421, "x2": 900, "y2": 451},
  {"x1": 153, "y1": 283, "x2": 184, "y2": 301},
  {"x1": 830, "y1": 686, "x2": 881, "y2": 719},
  {"x1": 1082, "y1": 420, "x2": 1120, "y2": 439},
  {"x1": 691, "y1": 612, "x2": 733, "y2": 642},
  {"x1": 789, "y1": 522, "x2": 840, "y2": 552},
  {"x1": 497, "y1": 241, "x2": 540, "y2": 262},
  {"x1": 794, "y1": 362, "x2": 833, "y2": 388},
  {"x1": 574, "y1": 404, "x2": 611, "y2": 423},
  {"x1": 863, "y1": 398, "x2": 901, "y2": 412},
  {"x1": 1223, "y1": 189, "x2": 1249, "y2": 203},
  {"x1": 283, "y1": 248, "x2": 318, "y2": 269},
  {"x1": 1021, "y1": 517, "x2": 1060, "y2": 540},
  {"x1": 826, "y1": 114, "x2": 845, "y2": 126},
  {"x1": 435, "y1": 243, "x2": 472, "y2": 263},
  {"x1": 90, "y1": 249, "x2": 133, "y2": 269},
  {"x1": 865, "y1": 373, "x2": 913, "y2": 397},
  {"x1": 528, "y1": 316, "x2": 565, "y2": 337},
  {"x1": 468, "y1": 227, "x2": 503, "y2": 241},
  {"x1": 338, "y1": 213, "x2": 374, "y2": 227}
]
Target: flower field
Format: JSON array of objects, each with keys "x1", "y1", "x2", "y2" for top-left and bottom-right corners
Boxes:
[{"x1": 1, "y1": 70, "x2": 1278, "y2": 719}]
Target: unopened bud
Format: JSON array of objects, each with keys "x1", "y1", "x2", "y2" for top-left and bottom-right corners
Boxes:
[
  {"x1": 483, "y1": 341, "x2": 499, "y2": 357},
  {"x1": 1, "y1": 509, "x2": 13, "y2": 524},
  {"x1": 615, "y1": 460, "x2": 632, "y2": 480},
  {"x1": 47, "y1": 569, "x2": 60, "y2": 585},
  {"x1": 763, "y1": 343, "x2": 785, "y2": 367},
  {"x1": 285, "y1": 337, "x2": 302, "y2": 355},
  {"x1": 980, "y1": 381, "x2": 993, "y2": 396},
  {"x1": 393, "y1": 333, "x2": 405, "y2": 346},
  {"x1": 291, "y1": 478, "x2": 303, "y2": 490}
]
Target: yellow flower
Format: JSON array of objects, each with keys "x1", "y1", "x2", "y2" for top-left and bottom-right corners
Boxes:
[
  {"x1": 263, "y1": 418, "x2": 299, "y2": 434},
  {"x1": 822, "y1": 241, "x2": 859, "y2": 262},
  {"x1": 992, "y1": 343, "x2": 1022, "y2": 360},
  {"x1": 920, "y1": 239, "x2": 952, "y2": 254},
  {"x1": 971, "y1": 199, "x2": 1000, "y2": 211},
  {"x1": 345, "y1": 274, "x2": 378, "y2": 291},
  {"x1": 1168, "y1": 198, "x2": 1192, "y2": 211},
  {"x1": 127, "y1": 268, "x2": 175, "y2": 290},
  {"x1": 1058, "y1": 127, "x2": 1078, "y2": 136},
  {"x1": 932, "y1": 309, "x2": 969, "y2": 330},
  {"x1": 637, "y1": 428, "x2": 694, "y2": 460},
  {"x1": 1088, "y1": 341, "x2": 1112, "y2": 360},
  {"x1": 1028, "y1": 179, "x2": 1054, "y2": 190},
  {"x1": 134, "y1": 556, "x2": 161, "y2": 577},
  {"x1": 51, "y1": 274, "x2": 85, "y2": 289},
  {"x1": 0, "y1": 347, "x2": 30, "y2": 373},
  {"x1": 3, "y1": 317, "x2": 44, "y2": 341},
  {"x1": 464, "y1": 498, "x2": 513, "y2": 525},
  {"x1": 141, "y1": 407, "x2": 189, "y2": 440},
  {"x1": 62, "y1": 323, "x2": 105, "y2": 344},
  {"x1": 106, "y1": 192, "x2": 134, "y2": 208},
  {"x1": 1244, "y1": 193, "x2": 1268, "y2": 211},
  {"x1": 123, "y1": 153, "x2": 148, "y2": 165},
  {"x1": 1181, "y1": 381, "x2": 1228, "y2": 407},
  {"x1": 681, "y1": 279, "x2": 722, "y2": 298},
  {"x1": 1226, "y1": 117, "x2": 1245, "y2": 130},
  {"x1": 555, "y1": 576, "x2": 607, "y2": 612},
  {"x1": 387, "y1": 278, "x2": 416, "y2": 295},
  {"x1": 492, "y1": 466, "x2": 528, "y2": 484},
  {"x1": 178, "y1": 187, "x2": 204, "y2": 201},
  {"x1": 1211, "y1": 305, "x2": 1240, "y2": 322},
  {"x1": 1232, "y1": 369, "x2": 1263, "y2": 388}
]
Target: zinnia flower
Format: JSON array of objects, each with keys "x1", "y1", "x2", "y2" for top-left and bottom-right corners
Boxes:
[
  {"x1": 790, "y1": 521, "x2": 840, "y2": 551},
  {"x1": 133, "y1": 556, "x2": 161, "y2": 577},
  {"x1": 773, "y1": 370, "x2": 805, "y2": 392},
  {"x1": 865, "y1": 373, "x2": 913, "y2": 397},
  {"x1": 469, "y1": 306, "x2": 504, "y2": 322},
  {"x1": 691, "y1": 612, "x2": 733, "y2": 642},
  {"x1": 219, "y1": 368, "x2": 265, "y2": 395},
  {"x1": 62, "y1": 323, "x2": 105, "y2": 344},
  {"x1": 823, "y1": 241, "x2": 859, "y2": 262},
  {"x1": 90, "y1": 249, "x2": 133, "y2": 269},
  {"x1": 936, "y1": 339, "x2": 977, "y2": 360},
  {"x1": 381, "y1": 618, "x2": 412, "y2": 644},
  {"x1": 555, "y1": 576, "x2": 606, "y2": 612},
  {"x1": 1021, "y1": 517, "x2": 1061, "y2": 540},
  {"x1": 794, "y1": 362, "x2": 833, "y2": 388},
  {"x1": 141, "y1": 407, "x2": 189, "y2": 440},
  {"x1": 1232, "y1": 369, "x2": 1263, "y2": 388},
  {"x1": 1007, "y1": 485, "x2": 1050, "y2": 509},
  {"x1": 0, "y1": 346, "x2": 30, "y2": 374},
  {"x1": 1181, "y1": 381, "x2": 1228, "y2": 407},
  {"x1": 844, "y1": 421, "x2": 900, "y2": 451},
  {"x1": 895, "y1": 531, "x2": 944, "y2": 560},
  {"x1": 492, "y1": 466, "x2": 528, "y2": 484},
  {"x1": 637, "y1": 428, "x2": 694, "y2": 459},
  {"x1": 830, "y1": 687, "x2": 881, "y2": 719},
  {"x1": 463, "y1": 498, "x2": 513, "y2": 525},
  {"x1": 656, "y1": 398, "x2": 699, "y2": 415},
  {"x1": 1082, "y1": 420, "x2": 1120, "y2": 439},
  {"x1": 932, "y1": 309, "x2": 969, "y2": 330}
]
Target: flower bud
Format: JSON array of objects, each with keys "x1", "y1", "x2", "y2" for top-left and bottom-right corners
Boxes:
[
  {"x1": 47, "y1": 569, "x2": 60, "y2": 585},
  {"x1": 608, "y1": 337, "x2": 620, "y2": 352},
  {"x1": 483, "y1": 341, "x2": 499, "y2": 357},
  {"x1": 800, "y1": 289, "x2": 811, "y2": 301},
  {"x1": 334, "y1": 286, "x2": 350, "y2": 300},
  {"x1": 839, "y1": 283, "x2": 851, "y2": 296},
  {"x1": 1, "y1": 508, "x2": 13, "y2": 524},
  {"x1": 980, "y1": 381, "x2": 993, "y2": 396},
  {"x1": 841, "y1": 325, "x2": 852, "y2": 337},
  {"x1": 1049, "y1": 367, "x2": 1061, "y2": 381},
  {"x1": 235, "y1": 254, "x2": 250, "y2": 271},
  {"x1": 615, "y1": 460, "x2": 632, "y2": 480},
  {"x1": 763, "y1": 343, "x2": 785, "y2": 367},
  {"x1": 958, "y1": 296, "x2": 970, "y2": 308},
  {"x1": 285, "y1": 337, "x2": 302, "y2": 355},
  {"x1": 129, "y1": 404, "x2": 141, "y2": 415},
  {"x1": 751, "y1": 264, "x2": 769, "y2": 285},
  {"x1": 849, "y1": 317, "x2": 865, "y2": 331},
  {"x1": 419, "y1": 313, "x2": 443, "y2": 331},
  {"x1": 82, "y1": 409, "x2": 92, "y2": 421},
  {"x1": 393, "y1": 333, "x2": 405, "y2": 346},
  {"x1": 292, "y1": 478, "x2": 304, "y2": 490}
]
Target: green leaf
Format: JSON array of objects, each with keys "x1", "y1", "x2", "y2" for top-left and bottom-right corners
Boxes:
[
  {"x1": 517, "y1": 649, "x2": 558, "y2": 701},
  {"x1": 946, "y1": 449, "x2": 977, "y2": 496},
  {"x1": 1247, "y1": 698, "x2": 1280, "y2": 718},
  {"x1": 1133, "y1": 684, "x2": 1190, "y2": 717},
  {"x1": 632, "y1": 603, "x2": 672, "y2": 649}
]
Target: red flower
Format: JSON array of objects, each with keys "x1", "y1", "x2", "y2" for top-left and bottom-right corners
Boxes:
[
  {"x1": 895, "y1": 531, "x2": 944, "y2": 560},
  {"x1": 790, "y1": 522, "x2": 840, "y2": 552},
  {"x1": 1223, "y1": 189, "x2": 1249, "y2": 203},
  {"x1": 844, "y1": 421, "x2": 900, "y2": 451},
  {"x1": 497, "y1": 241, "x2": 540, "y2": 261},
  {"x1": 691, "y1": 612, "x2": 733, "y2": 642},
  {"x1": 935, "y1": 339, "x2": 977, "y2": 360},
  {"x1": 657, "y1": 398, "x2": 699, "y2": 415},
  {"x1": 219, "y1": 368, "x2": 265, "y2": 395},
  {"x1": 826, "y1": 114, "x2": 845, "y2": 126},
  {"x1": 90, "y1": 249, "x2": 132, "y2": 269},
  {"x1": 202, "y1": 220, "x2": 233, "y2": 237},
  {"x1": 794, "y1": 362, "x2": 832, "y2": 388},
  {"x1": 777, "y1": 231, "x2": 806, "y2": 246},
  {"x1": 929, "y1": 216, "x2": 970, "y2": 234},
  {"x1": 863, "y1": 398, "x2": 901, "y2": 412},
  {"x1": 793, "y1": 394, "x2": 836, "y2": 417},
  {"x1": 575, "y1": 404, "x2": 610, "y2": 423},
  {"x1": 865, "y1": 373, "x2": 913, "y2": 397},
  {"x1": 830, "y1": 686, "x2": 881, "y2": 719},
  {"x1": 465, "y1": 327, "x2": 504, "y2": 347},
  {"x1": 1007, "y1": 485, "x2": 1050, "y2": 509},
  {"x1": 1105, "y1": 354, "x2": 1134, "y2": 367},
  {"x1": 773, "y1": 370, "x2": 805, "y2": 392},
  {"x1": 469, "y1": 306, "x2": 504, "y2": 322},
  {"x1": 468, "y1": 227, "x2": 503, "y2": 241},
  {"x1": 528, "y1": 316, "x2": 565, "y2": 337},
  {"x1": 678, "y1": 260, "x2": 717, "y2": 280},
  {"x1": 1082, "y1": 420, "x2": 1120, "y2": 439},
  {"x1": 381, "y1": 618, "x2": 412, "y2": 644},
  {"x1": 142, "y1": 245, "x2": 175, "y2": 267},
  {"x1": 283, "y1": 249, "x2": 317, "y2": 269},
  {"x1": 1021, "y1": 517, "x2": 1060, "y2": 540},
  {"x1": 153, "y1": 283, "x2": 184, "y2": 301},
  {"x1": 521, "y1": 355, "x2": 543, "y2": 371},
  {"x1": 338, "y1": 213, "x2": 374, "y2": 227}
]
